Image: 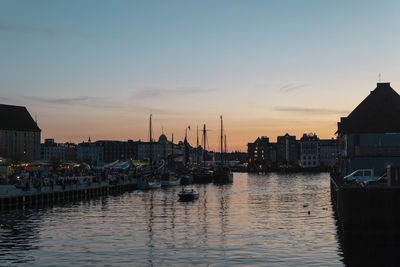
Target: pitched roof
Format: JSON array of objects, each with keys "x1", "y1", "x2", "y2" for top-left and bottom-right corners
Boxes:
[
  {"x1": 0, "y1": 104, "x2": 41, "y2": 132},
  {"x1": 338, "y1": 83, "x2": 400, "y2": 134}
]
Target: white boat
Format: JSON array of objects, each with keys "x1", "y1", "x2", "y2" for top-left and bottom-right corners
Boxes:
[
  {"x1": 138, "y1": 177, "x2": 161, "y2": 190},
  {"x1": 148, "y1": 180, "x2": 161, "y2": 189},
  {"x1": 178, "y1": 188, "x2": 199, "y2": 201}
]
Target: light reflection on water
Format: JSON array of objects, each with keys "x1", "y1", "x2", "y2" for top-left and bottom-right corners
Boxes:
[{"x1": 0, "y1": 172, "x2": 343, "y2": 266}]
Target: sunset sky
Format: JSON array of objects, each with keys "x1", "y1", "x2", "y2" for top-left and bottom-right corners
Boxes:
[{"x1": 1, "y1": 0, "x2": 400, "y2": 151}]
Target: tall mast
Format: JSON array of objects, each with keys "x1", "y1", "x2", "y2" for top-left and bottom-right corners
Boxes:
[
  {"x1": 224, "y1": 135, "x2": 227, "y2": 154},
  {"x1": 196, "y1": 125, "x2": 199, "y2": 164},
  {"x1": 171, "y1": 132, "x2": 174, "y2": 166},
  {"x1": 149, "y1": 114, "x2": 153, "y2": 167},
  {"x1": 220, "y1": 115, "x2": 223, "y2": 165},
  {"x1": 203, "y1": 124, "x2": 206, "y2": 166}
]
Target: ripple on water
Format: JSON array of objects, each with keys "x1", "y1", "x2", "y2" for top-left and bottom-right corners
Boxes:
[{"x1": 0, "y1": 172, "x2": 343, "y2": 266}]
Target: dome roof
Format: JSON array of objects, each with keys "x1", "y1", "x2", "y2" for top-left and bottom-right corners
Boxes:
[{"x1": 158, "y1": 134, "x2": 168, "y2": 144}]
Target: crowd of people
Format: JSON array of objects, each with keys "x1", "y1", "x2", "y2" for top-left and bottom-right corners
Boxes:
[{"x1": 0, "y1": 164, "x2": 137, "y2": 192}]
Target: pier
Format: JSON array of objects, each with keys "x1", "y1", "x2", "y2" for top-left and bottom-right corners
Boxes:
[{"x1": 0, "y1": 177, "x2": 137, "y2": 211}]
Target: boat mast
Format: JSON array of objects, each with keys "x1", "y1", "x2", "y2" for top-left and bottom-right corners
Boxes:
[
  {"x1": 203, "y1": 124, "x2": 206, "y2": 167},
  {"x1": 196, "y1": 125, "x2": 199, "y2": 165},
  {"x1": 149, "y1": 114, "x2": 153, "y2": 168},
  {"x1": 224, "y1": 135, "x2": 227, "y2": 154},
  {"x1": 171, "y1": 132, "x2": 174, "y2": 166},
  {"x1": 220, "y1": 115, "x2": 223, "y2": 166}
]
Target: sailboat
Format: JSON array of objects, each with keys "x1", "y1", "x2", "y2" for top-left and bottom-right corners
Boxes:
[
  {"x1": 138, "y1": 114, "x2": 161, "y2": 190},
  {"x1": 213, "y1": 115, "x2": 233, "y2": 184},
  {"x1": 192, "y1": 124, "x2": 214, "y2": 184}
]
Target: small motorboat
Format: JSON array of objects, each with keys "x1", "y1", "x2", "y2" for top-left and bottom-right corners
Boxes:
[{"x1": 178, "y1": 188, "x2": 199, "y2": 201}]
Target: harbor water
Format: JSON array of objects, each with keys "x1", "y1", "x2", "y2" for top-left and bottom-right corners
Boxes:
[{"x1": 0, "y1": 172, "x2": 344, "y2": 266}]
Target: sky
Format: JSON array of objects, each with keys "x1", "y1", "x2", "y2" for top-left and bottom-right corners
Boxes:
[{"x1": 1, "y1": 0, "x2": 400, "y2": 152}]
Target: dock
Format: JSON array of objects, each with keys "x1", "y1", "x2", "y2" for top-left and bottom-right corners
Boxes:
[
  {"x1": 331, "y1": 173, "x2": 400, "y2": 238},
  {"x1": 0, "y1": 176, "x2": 137, "y2": 211}
]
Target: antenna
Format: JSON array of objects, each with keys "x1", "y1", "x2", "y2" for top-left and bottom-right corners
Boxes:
[{"x1": 379, "y1": 73, "x2": 382, "y2": 83}]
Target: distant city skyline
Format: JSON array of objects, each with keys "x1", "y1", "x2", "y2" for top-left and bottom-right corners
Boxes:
[{"x1": 1, "y1": 0, "x2": 399, "y2": 151}]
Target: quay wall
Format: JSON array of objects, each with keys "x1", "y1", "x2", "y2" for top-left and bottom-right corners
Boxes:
[
  {"x1": 331, "y1": 176, "x2": 400, "y2": 238},
  {"x1": 0, "y1": 177, "x2": 138, "y2": 211}
]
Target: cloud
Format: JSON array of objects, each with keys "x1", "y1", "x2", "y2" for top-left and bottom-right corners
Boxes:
[
  {"x1": 274, "y1": 106, "x2": 350, "y2": 114},
  {"x1": 0, "y1": 97, "x2": 9, "y2": 103},
  {"x1": 280, "y1": 84, "x2": 307, "y2": 93},
  {"x1": 0, "y1": 23, "x2": 94, "y2": 39},
  {"x1": 21, "y1": 96, "x2": 120, "y2": 108},
  {"x1": 134, "y1": 87, "x2": 216, "y2": 99}
]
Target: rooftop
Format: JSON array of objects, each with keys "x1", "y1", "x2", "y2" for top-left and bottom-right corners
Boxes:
[
  {"x1": 338, "y1": 83, "x2": 400, "y2": 134},
  {"x1": 0, "y1": 104, "x2": 41, "y2": 132}
]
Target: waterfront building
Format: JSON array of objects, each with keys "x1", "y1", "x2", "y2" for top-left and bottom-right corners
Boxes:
[
  {"x1": 319, "y1": 139, "x2": 338, "y2": 167},
  {"x1": 136, "y1": 134, "x2": 184, "y2": 163},
  {"x1": 247, "y1": 137, "x2": 270, "y2": 170},
  {"x1": 277, "y1": 133, "x2": 299, "y2": 167},
  {"x1": 41, "y1": 139, "x2": 77, "y2": 162},
  {"x1": 95, "y1": 140, "x2": 137, "y2": 163},
  {"x1": 0, "y1": 104, "x2": 41, "y2": 161},
  {"x1": 63, "y1": 142, "x2": 77, "y2": 161},
  {"x1": 137, "y1": 141, "x2": 163, "y2": 162},
  {"x1": 76, "y1": 141, "x2": 104, "y2": 166},
  {"x1": 337, "y1": 82, "x2": 400, "y2": 175},
  {"x1": 299, "y1": 133, "x2": 319, "y2": 168},
  {"x1": 41, "y1": 138, "x2": 66, "y2": 161}
]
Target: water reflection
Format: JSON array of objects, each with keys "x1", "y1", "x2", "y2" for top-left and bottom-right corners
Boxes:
[
  {"x1": 334, "y1": 200, "x2": 400, "y2": 266},
  {"x1": 0, "y1": 211, "x2": 41, "y2": 265},
  {"x1": 0, "y1": 173, "x2": 343, "y2": 266}
]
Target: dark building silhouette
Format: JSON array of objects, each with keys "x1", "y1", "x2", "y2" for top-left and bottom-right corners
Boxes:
[
  {"x1": 319, "y1": 138, "x2": 338, "y2": 167},
  {"x1": 41, "y1": 139, "x2": 77, "y2": 162},
  {"x1": 76, "y1": 140, "x2": 104, "y2": 166},
  {"x1": 95, "y1": 140, "x2": 137, "y2": 163},
  {"x1": 337, "y1": 82, "x2": 400, "y2": 175},
  {"x1": 0, "y1": 104, "x2": 41, "y2": 161},
  {"x1": 248, "y1": 136, "x2": 270, "y2": 169},
  {"x1": 277, "y1": 133, "x2": 298, "y2": 167}
]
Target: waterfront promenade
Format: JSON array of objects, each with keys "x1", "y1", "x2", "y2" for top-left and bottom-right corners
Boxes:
[{"x1": 0, "y1": 175, "x2": 137, "y2": 210}]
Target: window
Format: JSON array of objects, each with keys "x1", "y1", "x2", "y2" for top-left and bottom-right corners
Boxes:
[
  {"x1": 364, "y1": 170, "x2": 371, "y2": 176},
  {"x1": 354, "y1": 171, "x2": 363, "y2": 177}
]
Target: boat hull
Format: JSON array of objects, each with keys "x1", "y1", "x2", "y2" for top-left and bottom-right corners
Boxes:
[
  {"x1": 180, "y1": 175, "x2": 194, "y2": 185},
  {"x1": 213, "y1": 170, "x2": 233, "y2": 184},
  {"x1": 161, "y1": 178, "x2": 181, "y2": 187},
  {"x1": 138, "y1": 180, "x2": 161, "y2": 190},
  {"x1": 193, "y1": 173, "x2": 213, "y2": 184},
  {"x1": 178, "y1": 191, "x2": 199, "y2": 201}
]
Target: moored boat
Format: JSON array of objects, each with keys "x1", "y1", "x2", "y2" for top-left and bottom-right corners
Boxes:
[
  {"x1": 193, "y1": 168, "x2": 214, "y2": 184},
  {"x1": 180, "y1": 174, "x2": 194, "y2": 185},
  {"x1": 213, "y1": 166, "x2": 233, "y2": 184},
  {"x1": 178, "y1": 188, "x2": 199, "y2": 201},
  {"x1": 161, "y1": 172, "x2": 181, "y2": 186},
  {"x1": 138, "y1": 176, "x2": 161, "y2": 190},
  {"x1": 213, "y1": 115, "x2": 233, "y2": 184}
]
